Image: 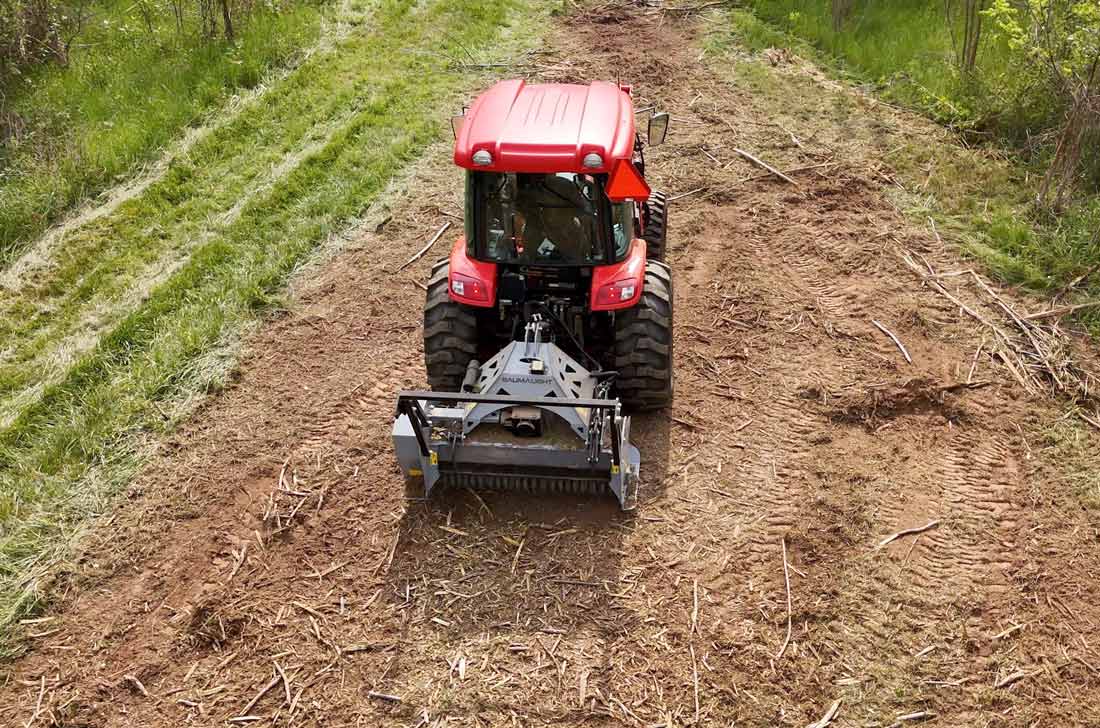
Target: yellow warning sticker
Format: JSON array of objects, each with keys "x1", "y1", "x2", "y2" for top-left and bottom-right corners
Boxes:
[
  {"x1": 611, "y1": 464, "x2": 620, "y2": 474},
  {"x1": 430, "y1": 451, "x2": 438, "y2": 465}
]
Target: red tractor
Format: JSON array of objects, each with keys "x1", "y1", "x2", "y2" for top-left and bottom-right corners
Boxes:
[
  {"x1": 426, "y1": 79, "x2": 672, "y2": 410},
  {"x1": 392, "y1": 80, "x2": 671, "y2": 509}
]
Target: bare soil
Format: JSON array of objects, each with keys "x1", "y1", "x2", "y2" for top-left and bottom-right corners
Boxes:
[{"x1": 3, "y1": 5, "x2": 1100, "y2": 727}]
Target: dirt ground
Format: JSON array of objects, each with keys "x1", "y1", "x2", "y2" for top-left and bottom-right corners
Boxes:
[{"x1": 3, "y1": 4, "x2": 1100, "y2": 727}]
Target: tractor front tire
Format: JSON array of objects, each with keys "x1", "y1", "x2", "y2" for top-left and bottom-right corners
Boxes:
[
  {"x1": 614, "y1": 261, "x2": 673, "y2": 411},
  {"x1": 424, "y1": 261, "x2": 478, "y2": 391},
  {"x1": 642, "y1": 191, "x2": 668, "y2": 262}
]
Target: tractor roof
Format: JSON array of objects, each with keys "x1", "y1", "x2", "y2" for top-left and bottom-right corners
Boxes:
[{"x1": 453, "y1": 80, "x2": 635, "y2": 174}]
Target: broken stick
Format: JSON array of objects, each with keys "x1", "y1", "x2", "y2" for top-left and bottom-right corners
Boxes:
[
  {"x1": 669, "y1": 187, "x2": 706, "y2": 202},
  {"x1": 395, "y1": 221, "x2": 452, "y2": 273},
  {"x1": 776, "y1": 537, "x2": 793, "y2": 659},
  {"x1": 876, "y1": 520, "x2": 940, "y2": 550},
  {"x1": 808, "y1": 699, "x2": 842, "y2": 728},
  {"x1": 1023, "y1": 299, "x2": 1100, "y2": 322},
  {"x1": 871, "y1": 319, "x2": 913, "y2": 364},
  {"x1": 733, "y1": 147, "x2": 798, "y2": 185},
  {"x1": 238, "y1": 673, "x2": 282, "y2": 717}
]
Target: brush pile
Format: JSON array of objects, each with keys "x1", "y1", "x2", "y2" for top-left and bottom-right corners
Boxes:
[{"x1": 901, "y1": 249, "x2": 1100, "y2": 427}]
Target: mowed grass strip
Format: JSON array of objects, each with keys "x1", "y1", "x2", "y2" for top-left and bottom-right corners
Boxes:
[
  {"x1": 0, "y1": 0, "x2": 535, "y2": 647},
  {"x1": 0, "y1": 0, "x2": 382, "y2": 422},
  {"x1": 0, "y1": 0, "x2": 329, "y2": 266}
]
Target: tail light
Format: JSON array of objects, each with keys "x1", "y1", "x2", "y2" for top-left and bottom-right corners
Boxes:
[
  {"x1": 594, "y1": 279, "x2": 638, "y2": 307},
  {"x1": 590, "y1": 238, "x2": 645, "y2": 311},
  {"x1": 451, "y1": 272, "x2": 489, "y2": 302}
]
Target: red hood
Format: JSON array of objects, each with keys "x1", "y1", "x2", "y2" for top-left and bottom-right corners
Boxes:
[{"x1": 453, "y1": 80, "x2": 636, "y2": 174}]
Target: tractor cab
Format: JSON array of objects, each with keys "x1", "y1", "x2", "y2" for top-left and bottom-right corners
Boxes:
[
  {"x1": 466, "y1": 171, "x2": 628, "y2": 266},
  {"x1": 423, "y1": 79, "x2": 673, "y2": 410},
  {"x1": 454, "y1": 79, "x2": 666, "y2": 261}
]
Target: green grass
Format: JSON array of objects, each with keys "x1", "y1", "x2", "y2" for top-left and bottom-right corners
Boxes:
[
  {"x1": 721, "y1": 4, "x2": 1100, "y2": 330},
  {"x1": 0, "y1": 0, "x2": 329, "y2": 267},
  {"x1": 0, "y1": 0, "x2": 542, "y2": 652},
  {"x1": 740, "y1": 0, "x2": 1027, "y2": 131}
]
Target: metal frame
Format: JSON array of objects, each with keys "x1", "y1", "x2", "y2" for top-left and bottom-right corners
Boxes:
[
  {"x1": 392, "y1": 329, "x2": 640, "y2": 510},
  {"x1": 396, "y1": 390, "x2": 623, "y2": 471}
]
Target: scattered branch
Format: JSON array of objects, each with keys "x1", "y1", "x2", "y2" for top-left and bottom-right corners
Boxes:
[
  {"x1": 395, "y1": 222, "x2": 452, "y2": 273},
  {"x1": 733, "y1": 147, "x2": 798, "y2": 185},
  {"x1": 1024, "y1": 300, "x2": 1100, "y2": 322},
  {"x1": 877, "y1": 520, "x2": 940, "y2": 550},
  {"x1": 776, "y1": 537, "x2": 793, "y2": 659},
  {"x1": 871, "y1": 319, "x2": 913, "y2": 364}
]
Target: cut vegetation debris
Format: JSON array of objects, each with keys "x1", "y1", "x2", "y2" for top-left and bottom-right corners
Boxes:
[{"x1": 0, "y1": 0, "x2": 540, "y2": 645}]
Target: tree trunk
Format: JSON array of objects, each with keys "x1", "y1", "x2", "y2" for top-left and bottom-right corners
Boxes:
[
  {"x1": 962, "y1": 0, "x2": 984, "y2": 74},
  {"x1": 945, "y1": 0, "x2": 985, "y2": 76},
  {"x1": 220, "y1": 0, "x2": 234, "y2": 42},
  {"x1": 831, "y1": 0, "x2": 854, "y2": 32}
]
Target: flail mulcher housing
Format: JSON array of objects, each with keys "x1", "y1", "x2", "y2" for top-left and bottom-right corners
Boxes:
[{"x1": 392, "y1": 79, "x2": 674, "y2": 510}]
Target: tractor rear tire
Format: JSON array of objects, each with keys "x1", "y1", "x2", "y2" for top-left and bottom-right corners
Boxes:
[
  {"x1": 642, "y1": 191, "x2": 668, "y2": 262},
  {"x1": 614, "y1": 261, "x2": 673, "y2": 411},
  {"x1": 424, "y1": 260, "x2": 478, "y2": 392}
]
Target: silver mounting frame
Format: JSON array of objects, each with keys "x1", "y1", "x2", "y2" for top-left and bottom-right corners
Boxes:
[{"x1": 392, "y1": 323, "x2": 640, "y2": 510}]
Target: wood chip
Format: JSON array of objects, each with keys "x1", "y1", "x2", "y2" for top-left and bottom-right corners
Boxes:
[
  {"x1": 994, "y1": 670, "x2": 1030, "y2": 688},
  {"x1": 992, "y1": 622, "x2": 1027, "y2": 640},
  {"x1": 124, "y1": 674, "x2": 150, "y2": 698}
]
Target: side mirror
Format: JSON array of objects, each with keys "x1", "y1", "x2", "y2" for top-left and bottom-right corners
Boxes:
[
  {"x1": 451, "y1": 114, "x2": 466, "y2": 139},
  {"x1": 647, "y1": 112, "x2": 669, "y2": 146}
]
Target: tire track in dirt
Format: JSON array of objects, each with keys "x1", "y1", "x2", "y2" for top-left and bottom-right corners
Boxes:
[{"x1": 918, "y1": 437, "x2": 1021, "y2": 588}]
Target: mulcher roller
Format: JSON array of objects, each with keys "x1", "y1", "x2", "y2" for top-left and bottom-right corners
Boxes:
[
  {"x1": 392, "y1": 320, "x2": 641, "y2": 510},
  {"x1": 438, "y1": 472, "x2": 612, "y2": 497}
]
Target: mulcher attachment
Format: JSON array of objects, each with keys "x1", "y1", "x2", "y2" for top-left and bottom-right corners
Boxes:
[{"x1": 393, "y1": 320, "x2": 640, "y2": 510}]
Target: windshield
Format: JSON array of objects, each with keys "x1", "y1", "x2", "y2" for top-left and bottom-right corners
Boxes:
[{"x1": 470, "y1": 172, "x2": 626, "y2": 264}]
